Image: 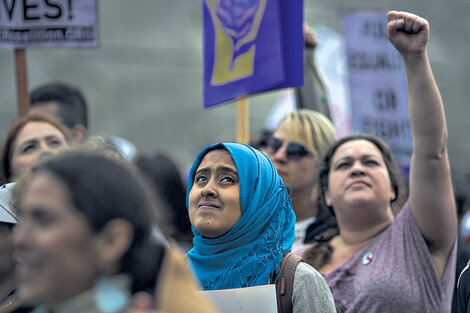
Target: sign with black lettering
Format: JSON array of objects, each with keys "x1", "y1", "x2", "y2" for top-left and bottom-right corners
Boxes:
[
  {"x1": 341, "y1": 11, "x2": 411, "y2": 167},
  {"x1": 0, "y1": 0, "x2": 97, "y2": 48}
]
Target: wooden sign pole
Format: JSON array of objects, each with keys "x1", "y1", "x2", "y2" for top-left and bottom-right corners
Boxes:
[
  {"x1": 236, "y1": 97, "x2": 250, "y2": 144},
  {"x1": 14, "y1": 49, "x2": 30, "y2": 117}
]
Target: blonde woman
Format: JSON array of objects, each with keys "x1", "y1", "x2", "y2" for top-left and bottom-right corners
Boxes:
[{"x1": 265, "y1": 109, "x2": 337, "y2": 248}]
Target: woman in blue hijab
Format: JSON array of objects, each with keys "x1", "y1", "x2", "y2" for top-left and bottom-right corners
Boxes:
[{"x1": 186, "y1": 143, "x2": 335, "y2": 313}]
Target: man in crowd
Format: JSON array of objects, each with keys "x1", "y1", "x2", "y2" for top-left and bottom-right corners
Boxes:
[{"x1": 30, "y1": 82, "x2": 89, "y2": 143}]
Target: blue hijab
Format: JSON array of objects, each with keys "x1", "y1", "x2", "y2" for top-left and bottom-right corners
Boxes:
[{"x1": 186, "y1": 143, "x2": 295, "y2": 290}]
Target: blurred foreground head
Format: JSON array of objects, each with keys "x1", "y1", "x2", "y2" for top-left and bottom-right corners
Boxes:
[{"x1": 12, "y1": 151, "x2": 160, "y2": 310}]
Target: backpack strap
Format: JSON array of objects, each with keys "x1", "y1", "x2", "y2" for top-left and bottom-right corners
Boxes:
[{"x1": 275, "y1": 252, "x2": 303, "y2": 313}]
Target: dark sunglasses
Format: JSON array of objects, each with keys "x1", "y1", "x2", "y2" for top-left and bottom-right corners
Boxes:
[{"x1": 265, "y1": 137, "x2": 310, "y2": 162}]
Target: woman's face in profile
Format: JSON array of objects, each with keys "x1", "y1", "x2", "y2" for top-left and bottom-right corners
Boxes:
[
  {"x1": 188, "y1": 149, "x2": 242, "y2": 238},
  {"x1": 13, "y1": 171, "x2": 101, "y2": 308},
  {"x1": 10, "y1": 122, "x2": 68, "y2": 179}
]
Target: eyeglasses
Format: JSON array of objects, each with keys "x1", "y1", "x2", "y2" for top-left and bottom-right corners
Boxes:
[{"x1": 265, "y1": 137, "x2": 310, "y2": 162}]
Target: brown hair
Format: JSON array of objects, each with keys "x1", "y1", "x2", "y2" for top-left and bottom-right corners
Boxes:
[
  {"x1": 0, "y1": 113, "x2": 72, "y2": 184},
  {"x1": 304, "y1": 134, "x2": 406, "y2": 270}
]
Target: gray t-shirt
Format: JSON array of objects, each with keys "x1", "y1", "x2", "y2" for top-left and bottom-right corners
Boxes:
[
  {"x1": 324, "y1": 202, "x2": 457, "y2": 313},
  {"x1": 293, "y1": 261, "x2": 336, "y2": 313}
]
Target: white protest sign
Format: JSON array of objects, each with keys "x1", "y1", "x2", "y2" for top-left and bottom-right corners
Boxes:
[
  {"x1": 200, "y1": 284, "x2": 277, "y2": 313},
  {"x1": 341, "y1": 11, "x2": 411, "y2": 167},
  {"x1": 264, "y1": 26, "x2": 353, "y2": 138},
  {"x1": 264, "y1": 88, "x2": 296, "y2": 131},
  {"x1": 0, "y1": 0, "x2": 97, "y2": 48},
  {"x1": 315, "y1": 25, "x2": 353, "y2": 139}
]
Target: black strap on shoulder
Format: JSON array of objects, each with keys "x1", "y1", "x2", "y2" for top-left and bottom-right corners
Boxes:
[{"x1": 275, "y1": 252, "x2": 303, "y2": 313}]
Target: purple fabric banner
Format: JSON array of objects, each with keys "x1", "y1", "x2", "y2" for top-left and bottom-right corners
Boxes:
[{"x1": 203, "y1": 0, "x2": 303, "y2": 109}]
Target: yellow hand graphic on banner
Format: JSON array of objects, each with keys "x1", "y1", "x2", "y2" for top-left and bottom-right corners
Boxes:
[{"x1": 206, "y1": 0, "x2": 267, "y2": 86}]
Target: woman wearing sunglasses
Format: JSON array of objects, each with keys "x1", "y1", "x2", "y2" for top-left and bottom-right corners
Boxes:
[
  {"x1": 265, "y1": 109, "x2": 337, "y2": 249},
  {"x1": 302, "y1": 11, "x2": 456, "y2": 313}
]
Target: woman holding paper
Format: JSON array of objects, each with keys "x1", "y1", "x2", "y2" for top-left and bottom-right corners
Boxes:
[{"x1": 186, "y1": 142, "x2": 336, "y2": 313}]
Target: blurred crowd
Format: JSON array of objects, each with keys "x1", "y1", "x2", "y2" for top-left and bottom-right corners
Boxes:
[{"x1": 0, "y1": 10, "x2": 469, "y2": 313}]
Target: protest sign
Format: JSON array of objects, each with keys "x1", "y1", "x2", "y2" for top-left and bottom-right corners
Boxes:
[
  {"x1": 341, "y1": 11, "x2": 411, "y2": 167},
  {"x1": 0, "y1": 0, "x2": 97, "y2": 48},
  {"x1": 202, "y1": 0, "x2": 303, "y2": 109},
  {"x1": 201, "y1": 285, "x2": 277, "y2": 313},
  {"x1": 315, "y1": 26, "x2": 353, "y2": 138},
  {"x1": 264, "y1": 26, "x2": 354, "y2": 138}
]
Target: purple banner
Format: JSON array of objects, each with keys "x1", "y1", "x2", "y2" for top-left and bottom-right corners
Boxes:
[{"x1": 203, "y1": 0, "x2": 303, "y2": 109}]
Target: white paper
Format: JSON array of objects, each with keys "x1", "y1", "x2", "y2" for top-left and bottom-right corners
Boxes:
[{"x1": 200, "y1": 285, "x2": 277, "y2": 313}]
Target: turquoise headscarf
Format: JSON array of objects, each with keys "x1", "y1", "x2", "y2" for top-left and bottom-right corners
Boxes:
[{"x1": 186, "y1": 143, "x2": 296, "y2": 290}]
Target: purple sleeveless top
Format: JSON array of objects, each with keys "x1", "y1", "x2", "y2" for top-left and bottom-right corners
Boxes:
[{"x1": 324, "y1": 202, "x2": 457, "y2": 313}]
